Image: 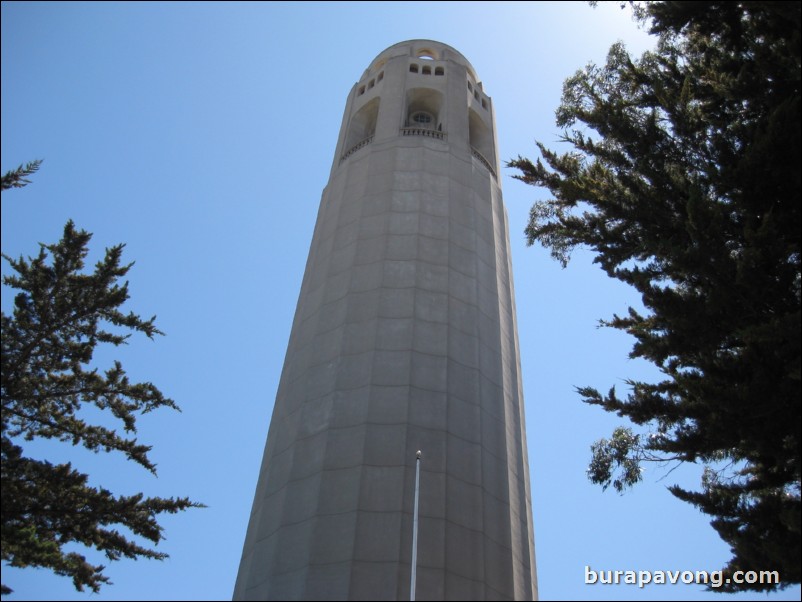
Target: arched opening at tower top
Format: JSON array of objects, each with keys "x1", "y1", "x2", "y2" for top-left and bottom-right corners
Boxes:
[
  {"x1": 416, "y1": 48, "x2": 438, "y2": 60},
  {"x1": 405, "y1": 88, "x2": 444, "y2": 131},
  {"x1": 469, "y1": 108, "x2": 495, "y2": 166},
  {"x1": 344, "y1": 97, "x2": 380, "y2": 153}
]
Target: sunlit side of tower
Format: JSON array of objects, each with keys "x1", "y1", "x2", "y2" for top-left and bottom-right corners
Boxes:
[{"x1": 233, "y1": 40, "x2": 537, "y2": 601}]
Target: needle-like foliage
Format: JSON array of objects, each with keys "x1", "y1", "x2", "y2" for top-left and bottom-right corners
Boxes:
[
  {"x1": 1, "y1": 170, "x2": 202, "y2": 595},
  {"x1": 510, "y1": 1, "x2": 800, "y2": 591}
]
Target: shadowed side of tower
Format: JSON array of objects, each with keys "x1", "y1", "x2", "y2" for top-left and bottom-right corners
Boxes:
[{"x1": 233, "y1": 40, "x2": 537, "y2": 601}]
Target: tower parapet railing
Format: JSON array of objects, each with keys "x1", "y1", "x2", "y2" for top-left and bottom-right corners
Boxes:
[
  {"x1": 471, "y1": 147, "x2": 497, "y2": 179},
  {"x1": 340, "y1": 136, "x2": 374, "y2": 162},
  {"x1": 400, "y1": 127, "x2": 447, "y2": 140}
]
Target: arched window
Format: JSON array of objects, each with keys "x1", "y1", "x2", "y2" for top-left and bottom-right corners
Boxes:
[
  {"x1": 469, "y1": 108, "x2": 495, "y2": 170},
  {"x1": 344, "y1": 97, "x2": 380, "y2": 154},
  {"x1": 411, "y1": 111, "x2": 433, "y2": 126},
  {"x1": 405, "y1": 88, "x2": 444, "y2": 132},
  {"x1": 422, "y1": 65, "x2": 432, "y2": 75},
  {"x1": 435, "y1": 67, "x2": 444, "y2": 76},
  {"x1": 410, "y1": 64, "x2": 419, "y2": 73}
]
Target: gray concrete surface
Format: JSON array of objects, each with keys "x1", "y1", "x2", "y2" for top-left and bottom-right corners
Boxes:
[{"x1": 233, "y1": 40, "x2": 537, "y2": 601}]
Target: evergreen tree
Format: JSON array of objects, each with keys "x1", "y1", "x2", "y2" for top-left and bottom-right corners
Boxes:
[
  {"x1": 1, "y1": 167, "x2": 202, "y2": 595},
  {"x1": 0, "y1": 160, "x2": 42, "y2": 192},
  {"x1": 509, "y1": 1, "x2": 800, "y2": 591}
]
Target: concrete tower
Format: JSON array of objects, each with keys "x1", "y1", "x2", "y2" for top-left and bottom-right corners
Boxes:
[{"x1": 233, "y1": 40, "x2": 537, "y2": 601}]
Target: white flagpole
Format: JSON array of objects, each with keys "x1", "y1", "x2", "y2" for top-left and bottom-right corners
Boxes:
[{"x1": 410, "y1": 450, "x2": 422, "y2": 601}]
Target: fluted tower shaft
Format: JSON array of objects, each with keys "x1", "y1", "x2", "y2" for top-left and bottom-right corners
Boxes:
[{"x1": 234, "y1": 40, "x2": 537, "y2": 601}]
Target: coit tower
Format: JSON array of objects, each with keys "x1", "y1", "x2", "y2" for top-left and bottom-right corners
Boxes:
[{"x1": 233, "y1": 40, "x2": 537, "y2": 601}]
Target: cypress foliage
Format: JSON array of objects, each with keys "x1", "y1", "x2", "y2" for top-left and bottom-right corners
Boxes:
[
  {"x1": 0, "y1": 160, "x2": 42, "y2": 191},
  {"x1": 509, "y1": 1, "x2": 800, "y2": 591},
  {"x1": 1, "y1": 169, "x2": 202, "y2": 595}
]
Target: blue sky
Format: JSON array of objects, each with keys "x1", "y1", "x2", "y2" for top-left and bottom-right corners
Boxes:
[{"x1": 1, "y1": 2, "x2": 798, "y2": 601}]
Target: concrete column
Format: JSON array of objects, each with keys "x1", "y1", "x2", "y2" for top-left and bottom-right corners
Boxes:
[{"x1": 234, "y1": 40, "x2": 537, "y2": 602}]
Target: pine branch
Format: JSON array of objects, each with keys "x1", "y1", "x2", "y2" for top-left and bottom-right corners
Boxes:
[{"x1": 1, "y1": 160, "x2": 43, "y2": 191}]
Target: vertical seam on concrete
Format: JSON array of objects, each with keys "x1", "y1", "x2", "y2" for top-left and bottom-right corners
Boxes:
[{"x1": 327, "y1": 145, "x2": 375, "y2": 601}]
